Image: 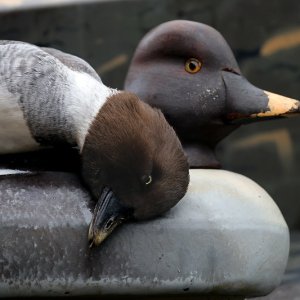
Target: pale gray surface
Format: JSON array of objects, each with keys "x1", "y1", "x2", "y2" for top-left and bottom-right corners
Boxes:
[
  {"x1": 253, "y1": 231, "x2": 300, "y2": 300},
  {"x1": 0, "y1": 169, "x2": 289, "y2": 298}
]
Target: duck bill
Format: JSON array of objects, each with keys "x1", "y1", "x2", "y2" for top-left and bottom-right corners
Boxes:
[
  {"x1": 222, "y1": 71, "x2": 300, "y2": 124},
  {"x1": 88, "y1": 187, "x2": 131, "y2": 247}
]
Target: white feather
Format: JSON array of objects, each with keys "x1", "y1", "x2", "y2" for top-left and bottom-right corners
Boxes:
[
  {"x1": 65, "y1": 70, "x2": 119, "y2": 151},
  {"x1": 0, "y1": 85, "x2": 40, "y2": 154}
]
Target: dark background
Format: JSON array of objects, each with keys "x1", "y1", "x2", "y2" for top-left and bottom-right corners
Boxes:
[{"x1": 0, "y1": 0, "x2": 299, "y2": 229}]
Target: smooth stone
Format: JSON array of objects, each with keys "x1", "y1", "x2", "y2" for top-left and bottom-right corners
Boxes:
[{"x1": 0, "y1": 169, "x2": 289, "y2": 298}]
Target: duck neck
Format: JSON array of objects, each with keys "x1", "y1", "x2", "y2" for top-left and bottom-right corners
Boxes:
[
  {"x1": 184, "y1": 143, "x2": 221, "y2": 169},
  {"x1": 65, "y1": 70, "x2": 119, "y2": 151}
]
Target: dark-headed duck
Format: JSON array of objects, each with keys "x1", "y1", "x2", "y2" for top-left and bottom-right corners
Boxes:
[
  {"x1": 125, "y1": 20, "x2": 300, "y2": 168},
  {"x1": 0, "y1": 41, "x2": 189, "y2": 246}
]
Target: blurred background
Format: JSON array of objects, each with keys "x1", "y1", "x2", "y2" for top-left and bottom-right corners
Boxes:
[{"x1": 0, "y1": 0, "x2": 299, "y2": 230}]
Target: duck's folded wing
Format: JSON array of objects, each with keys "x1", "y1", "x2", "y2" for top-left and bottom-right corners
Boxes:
[
  {"x1": 0, "y1": 41, "x2": 100, "y2": 82},
  {"x1": 41, "y1": 47, "x2": 101, "y2": 82}
]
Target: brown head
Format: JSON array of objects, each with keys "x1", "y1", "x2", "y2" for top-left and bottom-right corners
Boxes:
[{"x1": 81, "y1": 91, "x2": 189, "y2": 246}]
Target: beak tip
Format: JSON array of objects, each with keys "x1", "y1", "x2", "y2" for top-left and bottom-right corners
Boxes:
[
  {"x1": 87, "y1": 223, "x2": 109, "y2": 248},
  {"x1": 93, "y1": 231, "x2": 109, "y2": 246},
  {"x1": 260, "y1": 90, "x2": 300, "y2": 118},
  {"x1": 88, "y1": 222, "x2": 94, "y2": 242}
]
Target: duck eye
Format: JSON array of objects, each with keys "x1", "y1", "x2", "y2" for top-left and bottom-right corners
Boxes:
[
  {"x1": 185, "y1": 58, "x2": 202, "y2": 74},
  {"x1": 142, "y1": 175, "x2": 152, "y2": 186}
]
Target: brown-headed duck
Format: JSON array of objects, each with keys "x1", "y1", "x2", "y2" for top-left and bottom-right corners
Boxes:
[{"x1": 0, "y1": 41, "x2": 189, "y2": 246}]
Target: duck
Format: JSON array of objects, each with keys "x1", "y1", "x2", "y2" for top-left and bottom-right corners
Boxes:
[
  {"x1": 0, "y1": 40, "x2": 189, "y2": 247},
  {"x1": 125, "y1": 20, "x2": 300, "y2": 168}
]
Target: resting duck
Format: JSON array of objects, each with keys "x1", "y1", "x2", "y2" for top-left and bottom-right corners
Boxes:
[
  {"x1": 0, "y1": 41, "x2": 189, "y2": 246},
  {"x1": 125, "y1": 20, "x2": 300, "y2": 168}
]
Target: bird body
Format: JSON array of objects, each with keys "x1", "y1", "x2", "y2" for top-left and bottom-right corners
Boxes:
[
  {"x1": 0, "y1": 41, "x2": 115, "y2": 153},
  {"x1": 0, "y1": 41, "x2": 189, "y2": 246}
]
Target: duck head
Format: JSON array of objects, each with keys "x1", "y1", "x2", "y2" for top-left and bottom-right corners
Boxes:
[
  {"x1": 125, "y1": 20, "x2": 300, "y2": 168},
  {"x1": 82, "y1": 92, "x2": 189, "y2": 246}
]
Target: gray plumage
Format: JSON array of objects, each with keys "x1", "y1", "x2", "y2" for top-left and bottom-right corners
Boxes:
[
  {"x1": 0, "y1": 40, "x2": 108, "y2": 149},
  {"x1": 41, "y1": 47, "x2": 101, "y2": 83}
]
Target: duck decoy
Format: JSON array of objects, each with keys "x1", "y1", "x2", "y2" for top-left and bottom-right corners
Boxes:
[
  {"x1": 125, "y1": 20, "x2": 300, "y2": 168},
  {"x1": 0, "y1": 41, "x2": 189, "y2": 246},
  {"x1": 0, "y1": 169, "x2": 290, "y2": 298},
  {"x1": 123, "y1": 20, "x2": 292, "y2": 297}
]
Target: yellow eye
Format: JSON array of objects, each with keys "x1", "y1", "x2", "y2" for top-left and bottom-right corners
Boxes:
[{"x1": 185, "y1": 58, "x2": 202, "y2": 74}]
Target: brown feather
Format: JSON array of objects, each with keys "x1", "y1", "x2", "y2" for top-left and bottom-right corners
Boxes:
[{"x1": 81, "y1": 91, "x2": 189, "y2": 220}]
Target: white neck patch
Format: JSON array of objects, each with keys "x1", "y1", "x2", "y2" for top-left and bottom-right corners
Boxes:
[{"x1": 65, "y1": 70, "x2": 119, "y2": 151}]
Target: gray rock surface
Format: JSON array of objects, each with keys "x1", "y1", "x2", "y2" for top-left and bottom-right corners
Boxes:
[{"x1": 0, "y1": 169, "x2": 289, "y2": 298}]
